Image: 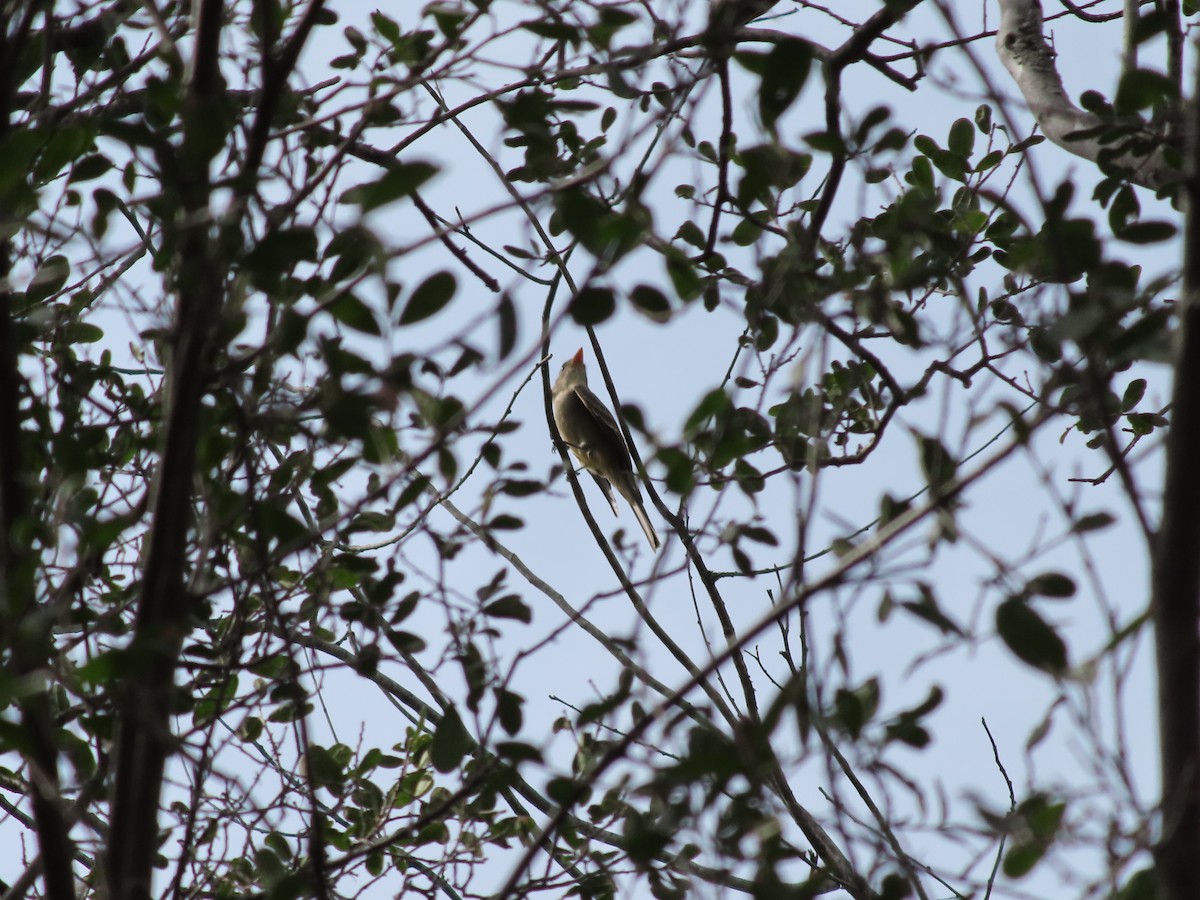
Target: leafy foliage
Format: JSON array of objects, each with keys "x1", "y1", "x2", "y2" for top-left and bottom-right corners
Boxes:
[{"x1": 0, "y1": 2, "x2": 1185, "y2": 899}]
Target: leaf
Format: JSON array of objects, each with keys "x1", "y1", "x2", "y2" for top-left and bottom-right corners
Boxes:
[
  {"x1": 741, "y1": 525, "x2": 778, "y2": 546},
  {"x1": 900, "y1": 586, "x2": 964, "y2": 636},
  {"x1": 342, "y1": 161, "x2": 438, "y2": 211},
  {"x1": 665, "y1": 251, "x2": 703, "y2": 301},
  {"x1": 61, "y1": 322, "x2": 104, "y2": 344},
  {"x1": 1003, "y1": 841, "x2": 1047, "y2": 878},
  {"x1": 497, "y1": 292, "x2": 517, "y2": 359},
  {"x1": 1121, "y1": 378, "x2": 1147, "y2": 411},
  {"x1": 237, "y1": 716, "x2": 264, "y2": 742},
  {"x1": 245, "y1": 227, "x2": 319, "y2": 290},
  {"x1": 499, "y1": 479, "x2": 543, "y2": 497},
  {"x1": 913, "y1": 134, "x2": 939, "y2": 158},
  {"x1": 26, "y1": 255, "x2": 70, "y2": 304},
  {"x1": 975, "y1": 103, "x2": 993, "y2": 133},
  {"x1": 675, "y1": 220, "x2": 705, "y2": 249},
  {"x1": 947, "y1": 117, "x2": 975, "y2": 158},
  {"x1": 327, "y1": 291, "x2": 380, "y2": 335},
  {"x1": 1026, "y1": 572, "x2": 1076, "y2": 599},
  {"x1": 496, "y1": 741, "x2": 541, "y2": 763},
  {"x1": 194, "y1": 676, "x2": 239, "y2": 726},
  {"x1": 430, "y1": 707, "x2": 470, "y2": 773},
  {"x1": 68, "y1": 153, "x2": 113, "y2": 183},
  {"x1": 370, "y1": 11, "x2": 401, "y2": 44},
  {"x1": 483, "y1": 594, "x2": 531, "y2": 622},
  {"x1": 996, "y1": 599, "x2": 1068, "y2": 674},
  {"x1": 629, "y1": 284, "x2": 671, "y2": 322},
  {"x1": 1114, "y1": 67, "x2": 1175, "y2": 114},
  {"x1": 399, "y1": 271, "x2": 456, "y2": 325},
  {"x1": 1115, "y1": 869, "x2": 1160, "y2": 900},
  {"x1": 1119, "y1": 221, "x2": 1176, "y2": 244},
  {"x1": 385, "y1": 630, "x2": 427, "y2": 654},
  {"x1": 1072, "y1": 511, "x2": 1115, "y2": 533},
  {"x1": 306, "y1": 744, "x2": 347, "y2": 793},
  {"x1": 757, "y1": 39, "x2": 811, "y2": 131},
  {"x1": 1003, "y1": 796, "x2": 1067, "y2": 877},
  {"x1": 495, "y1": 688, "x2": 524, "y2": 735},
  {"x1": 523, "y1": 20, "x2": 580, "y2": 44},
  {"x1": 569, "y1": 286, "x2": 615, "y2": 325},
  {"x1": 684, "y1": 388, "x2": 731, "y2": 436}
]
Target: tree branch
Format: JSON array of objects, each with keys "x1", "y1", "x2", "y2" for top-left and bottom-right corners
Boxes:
[
  {"x1": 1150, "y1": 31, "x2": 1200, "y2": 900},
  {"x1": 106, "y1": 2, "x2": 228, "y2": 897},
  {"x1": 995, "y1": 0, "x2": 1180, "y2": 191}
]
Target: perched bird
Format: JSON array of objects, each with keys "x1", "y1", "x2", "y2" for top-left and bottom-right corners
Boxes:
[{"x1": 552, "y1": 349, "x2": 661, "y2": 551}]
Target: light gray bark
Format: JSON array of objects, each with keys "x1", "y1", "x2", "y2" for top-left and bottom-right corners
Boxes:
[{"x1": 995, "y1": 0, "x2": 1179, "y2": 191}]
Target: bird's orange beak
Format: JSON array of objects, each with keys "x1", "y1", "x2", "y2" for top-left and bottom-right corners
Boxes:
[{"x1": 572, "y1": 348, "x2": 585, "y2": 366}]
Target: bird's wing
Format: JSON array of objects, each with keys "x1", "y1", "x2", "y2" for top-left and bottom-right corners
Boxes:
[
  {"x1": 589, "y1": 472, "x2": 620, "y2": 516},
  {"x1": 571, "y1": 385, "x2": 631, "y2": 458}
]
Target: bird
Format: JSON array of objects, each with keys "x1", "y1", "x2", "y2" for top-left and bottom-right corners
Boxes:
[{"x1": 552, "y1": 348, "x2": 661, "y2": 551}]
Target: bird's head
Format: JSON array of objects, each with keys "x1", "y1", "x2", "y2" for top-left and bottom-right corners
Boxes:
[{"x1": 553, "y1": 348, "x2": 589, "y2": 393}]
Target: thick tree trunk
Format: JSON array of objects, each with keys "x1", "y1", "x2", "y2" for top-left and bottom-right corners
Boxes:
[{"x1": 1149, "y1": 27, "x2": 1200, "y2": 900}]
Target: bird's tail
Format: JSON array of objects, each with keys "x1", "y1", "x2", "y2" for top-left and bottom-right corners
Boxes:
[{"x1": 631, "y1": 500, "x2": 661, "y2": 551}]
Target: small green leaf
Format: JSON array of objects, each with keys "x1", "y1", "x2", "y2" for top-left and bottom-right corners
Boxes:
[
  {"x1": 342, "y1": 161, "x2": 438, "y2": 211},
  {"x1": 675, "y1": 220, "x2": 706, "y2": 248},
  {"x1": 495, "y1": 741, "x2": 541, "y2": 763},
  {"x1": 61, "y1": 322, "x2": 104, "y2": 344},
  {"x1": 245, "y1": 227, "x2": 319, "y2": 290},
  {"x1": 900, "y1": 585, "x2": 964, "y2": 636},
  {"x1": 684, "y1": 388, "x2": 731, "y2": 436},
  {"x1": 399, "y1": 271, "x2": 456, "y2": 325},
  {"x1": 487, "y1": 514, "x2": 523, "y2": 531},
  {"x1": 996, "y1": 599, "x2": 1068, "y2": 674},
  {"x1": 1114, "y1": 67, "x2": 1175, "y2": 114},
  {"x1": 741, "y1": 525, "x2": 777, "y2": 546},
  {"x1": 430, "y1": 707, "x2": 470, "y2": 773},
  {"x1": 484, "y1": 594, "x2": 531, "y2": 622},
  {"x1": 975, "y1": 103, "x2": 993, "y2": 133},
  {"x1": 1119, "y1": 221, "x2": 1176, "y2": 244},
  {"x1": 26, "y1": 255, "x2": 71, "y2": 304},
  {"x1": 497, "y1": 293, "x2": 517, "y2": 359},
  {"x1": 385, "y1": 630, "x2": 427, "y2": 654},
  {"x1": 1026, "y1": 572, "x2": 1076, "y2": 599},
  {"x1": 758, "y1": 38, "x2": 811, "y2": 131},
  {"x1": 947, "y1": 117, "x2": 975, "y2": 157},
  {"x1": 306, "y1": 744, "x2": 347, "y2": 793},
  {"x1": 499, "y1": 479, "x2": 543, "y2": 497},
  {"x1": 328, "y1": 291, "x2": 380, "y2": 335},
  {"x1": 1003, "y1": 841, "x2": 1047, "y2": 878},
  {"x1": 569, "y1": 286, "x2": 615, "y2": 325},
  {"x1": 1121, "y1": 378, "x2": 1147, "y2": 411},
  {"x1": 665, "y1": 252, "x2": 703, "y2": 301},
  {"x1": 1115, "y1": 868, "x2": 1160, "y2": 900},
  {"x1": 629, "y1": 284, "x2": 671, "y2": 322},
  {"x1": 68, "y1": 153, "x2": 113, "y2": 183},
  {"x1": 238, "y1": 716, "x2": 264, "y2": 742},
  {"x1": 1072, "y1": 511, "x2": 1115, "y2": 533}
]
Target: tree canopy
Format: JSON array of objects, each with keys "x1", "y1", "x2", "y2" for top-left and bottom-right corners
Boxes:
[{"x1": 0, "y1": 1, "x2": 1195, "y2": 899}]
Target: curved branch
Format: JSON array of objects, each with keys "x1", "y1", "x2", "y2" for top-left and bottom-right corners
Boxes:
[{"x1": 995, "y1": 0, "x2": 1180, "y2": 191}]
